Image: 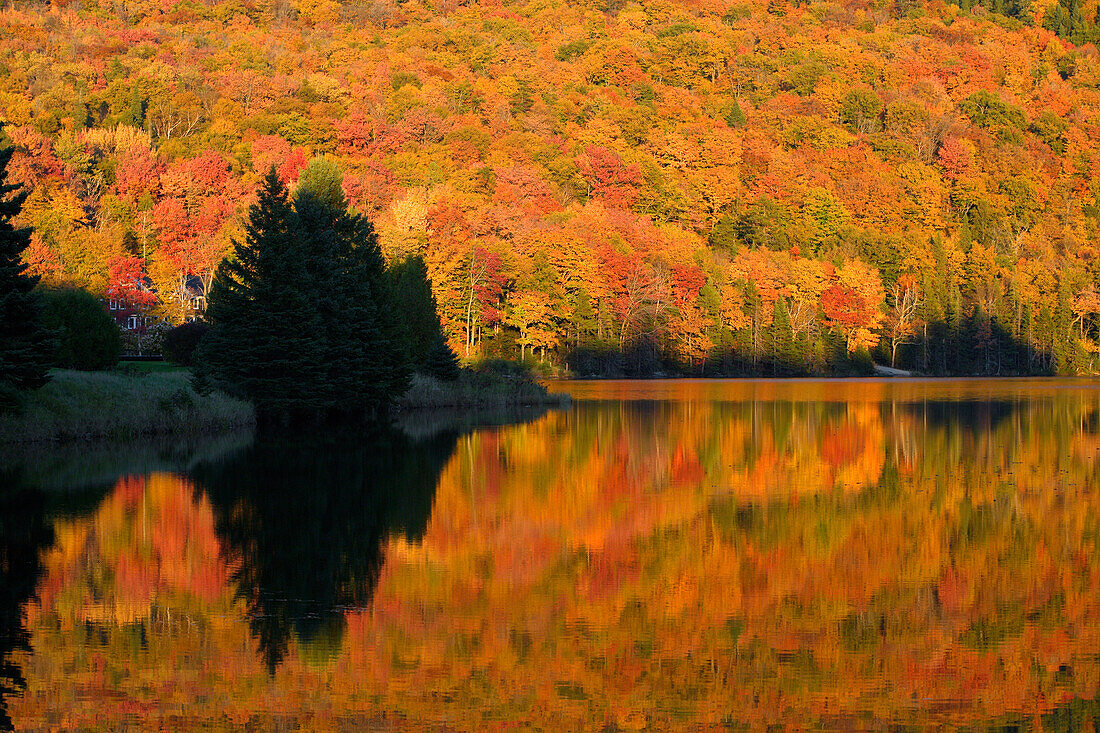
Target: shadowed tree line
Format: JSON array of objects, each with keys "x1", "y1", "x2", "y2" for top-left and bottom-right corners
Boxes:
[
  {"x1": 563, "y1": 284, "x2": 1056, "y2": 378},
  {"x1": 564, "y1": 326, "x2": 1053, "y2": 378}
]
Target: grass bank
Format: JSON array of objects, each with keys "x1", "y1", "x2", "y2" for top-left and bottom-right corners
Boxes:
[
  {"x1": 2, "y1": 361, "x2": 560, "y2": 444},
  {"x1": 397, "y1": 365, "x2": 570, "y2": 411},
  {"x1": 0, "y1": 369, "x2": 255, "y2": 444}
]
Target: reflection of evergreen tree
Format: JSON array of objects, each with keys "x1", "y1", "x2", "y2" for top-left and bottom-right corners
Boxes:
[
  {"x1": 193, "y1": 427, "x2": 459, "y2": 673},
  {"x1": 0, "y1": 476, "x2": 52, "y2": 731}
]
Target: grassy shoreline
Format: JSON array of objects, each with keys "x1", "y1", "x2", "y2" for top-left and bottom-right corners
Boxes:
[
  {"x1": 396, "y1": 371, "x2": 570, "y2": 411},
  {"x1": 1, "y1": 364, "x2": 568, "y2": 445},
  {"x1": 0, "y1": 369, "x2": 255, "y2": 444}
]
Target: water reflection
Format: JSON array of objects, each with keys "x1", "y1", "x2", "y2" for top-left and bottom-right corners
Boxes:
[
  {"x1": 7, "y1": 382, "x2": 1100, "y2": 729},
  {"x1": 0, "y1": 476, "x2": 51, "y2": 731},
  {"x1": 192, "y1": 428, "x2": 459, "y2": 672}
]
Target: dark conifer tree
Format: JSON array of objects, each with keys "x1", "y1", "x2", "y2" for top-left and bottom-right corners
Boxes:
[
  {"x1": 0, "y1": 144, "x2": 52, "y2": 409},
  {"x1": 294, "y1": 158, "x2": 409, "y2": 414},
  {"x1": 771, "y1": 299, "x2": 799, "y2": 375},
  {"x1": 1054, "y1": 280, "x2": 1075, "y2": 375},
  {"x1": 571, "y1": 288, "x2": 596, "y2": 347},
  {"x1": 423, "y1": 335, "x2": 460, "y2": 381},
  {"x1": 387, "y1": 254, "x2": 460, "y2": 381},
  {"x1": 196, "y1": 170, "x2": 325, "y2": 418}
]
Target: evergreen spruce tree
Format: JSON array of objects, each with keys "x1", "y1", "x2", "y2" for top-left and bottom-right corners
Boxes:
[
  {"x1": 1054, "y1": 281, "x2": 1074, "y2": 375},
  {"x1": 1037, "y1": 304, "x2": 1055, "y2": 374},
  {"x1": 571, "y1": 288, "x2": 596, "y2": 346},
  {"x1": 387, "y1": 254, "x2": 458, "y2": 380},
  {"x1": 946, "y1": 281, "x2": 965, "y2": 374},
  {"x1": 771, "y1": 298, "x2": 798, "y2": 375},
  {"x1": 921, "y1": 239, "x2": 951, "y2": 374},
  {"x1": 294, "y1": 158, "x2": 409, "y2": 414},
  {"x1": 196, "y1": 170, "x2": 325, "y2": 419},
  {"x1": 423, "y1": 334, "x2": 460, "y2": 381},
  {"x1": 0, "y1": 144, "x2": 52, "y2": 409},
  {"x1": 200, "y1": 161, "x2": 418, "y2": 422}
]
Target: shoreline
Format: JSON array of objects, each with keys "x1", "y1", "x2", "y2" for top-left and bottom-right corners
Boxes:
[
  {"x1": 8, "y1": 368, "x2": 1085, "y2": 446},
  {"x1": 0, "y1": 369, "x2": 255, "y2": 445},
  {"x1": 1, "y1": 367, "x2": 570, "y2": 446},
  {"x1": 396, "y1": 372, "x2": 570, "y2": 411}
]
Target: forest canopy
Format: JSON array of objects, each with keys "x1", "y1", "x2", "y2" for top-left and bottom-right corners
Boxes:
[{"x1": 3, "y1": 0, "x2": 1100, "y2": 373}]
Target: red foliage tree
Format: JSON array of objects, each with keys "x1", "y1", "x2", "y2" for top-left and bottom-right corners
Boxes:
[
  {"x1": 106, "y1": 255, "x2": 158, "y2": 309},
  {"x1": 576, "y1": 146, "x2": 642, "y2": 210}
]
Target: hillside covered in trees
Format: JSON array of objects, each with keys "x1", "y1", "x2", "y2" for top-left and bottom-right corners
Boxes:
[{"x1": 2, "y1": 0, "x2": 1100, "y2": 374}]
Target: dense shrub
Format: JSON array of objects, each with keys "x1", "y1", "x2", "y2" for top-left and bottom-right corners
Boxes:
[
  {"x1": 41, "y1": 288, "x2": 120, "y2": 370},
  {"x1": 473, "y1": 358, "x2": 534, "y2": 380},
  {"x1": 119, "y1": 320, "x2": 169, "y2": 357},
  {"x1": 163, "y1": 321, "x2": 211, "y2": 366}
]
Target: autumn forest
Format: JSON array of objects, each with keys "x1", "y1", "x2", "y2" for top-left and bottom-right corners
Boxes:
[{"x1": 3, "y1": 0, "x2": 1100, "y2": 374}]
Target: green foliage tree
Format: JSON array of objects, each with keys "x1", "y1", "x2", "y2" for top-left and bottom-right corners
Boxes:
[
  {"x1": 724, "y1": 99, "x2": 746, "y2": 128},
  {"x1": 839, "y1": 88, "x2": 883, "y2": 134},
  {"x1": 770, "y1": 299, "x2": 799, "y2": 375},
  {"x1": 570, "y1": 288, "x2": 597, "y2": 346},
  {"x1": 958, "y1": 91, "x2": 1027, "y2": 131},
  {"x1": 708, "y1": 214, "x2": 739, "y2": 252},
  {"x1": 294, "y1": 157, "x2": 409, "y2": 412},
  {"x1": 387, "y1": 254, "x2": 457, "y2": 380},
  {"x1": 0, "y1": 145, "x2": 52, "y2": 406},
  {"x1": 41, "y1": 289, "x2": 120, "y2": 370},
  {"x1": 196, "y1": 170, "x2": 326, "y2": 418}
]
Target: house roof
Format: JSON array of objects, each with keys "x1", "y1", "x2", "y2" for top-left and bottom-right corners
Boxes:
[{"x1": 184, "y1": 275, "x2": 205, "y2": 296}]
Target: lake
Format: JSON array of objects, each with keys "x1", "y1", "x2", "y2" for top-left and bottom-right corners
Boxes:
[{"x1": 4, "y1": 378, "x2": 1100, "y2": 730}]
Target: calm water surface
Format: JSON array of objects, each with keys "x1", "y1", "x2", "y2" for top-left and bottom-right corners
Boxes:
[{"x1": 5, "y1": 379, "x2": 1100, "y2": 729}]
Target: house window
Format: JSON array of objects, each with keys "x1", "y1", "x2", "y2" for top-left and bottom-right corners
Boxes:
[
  {"x1": 127, "y1": 315, "x2": 141, "y2": 330},
  {"x1": 108, "y1": 299, "x2": 120, "y2": 311}
]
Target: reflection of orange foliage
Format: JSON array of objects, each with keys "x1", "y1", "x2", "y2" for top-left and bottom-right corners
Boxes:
[
  {"x1": 29, "y1": 473, "x2": 232, "y2": 626},
  {"x1": 821, "y1": 424, "x2": 860, "y2": 466},
  {"x1": 15, "y1": 381, "x2": 1100, "y2": 729},
  {"x1": 669, "y1": 446, "x2": 703, "y2": 487}
]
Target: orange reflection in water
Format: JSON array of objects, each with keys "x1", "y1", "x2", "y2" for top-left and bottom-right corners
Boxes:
[{"x1": 10, "y1": 380, "x2": 1100, "y2": 730}]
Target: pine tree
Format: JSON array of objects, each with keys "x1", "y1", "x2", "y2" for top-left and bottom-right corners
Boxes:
[
  {"x1": 196, "y1": 170, "x2": 325, "y2": 419},
  {"x1": 423, "y1": 334, "x2": 460, "y2": 381},
  {"x1": 200, "y1": 161, "x2": 417, "y2": 421},
  {"x1": 294, "y1": 157, "x2": 409, "y2": 414},
  {"x1": 771, "y1": 298, "x2": 799, "y2": 375},
  {"x1": 387, "y1": 254, "x2": 457, "y2": 379},
  {"x1": 0, "y1": 145, "x2": 52, "y2": 409},
  {"x1": 571, "y1": 288, "x2": 596, "y2": 346},
  {"x1": 946, "y1": 281, "x2": 964, "y2": 374},
  {"x1": 1054, "y1": 280, "x2": 1074, "y2": 375}
]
